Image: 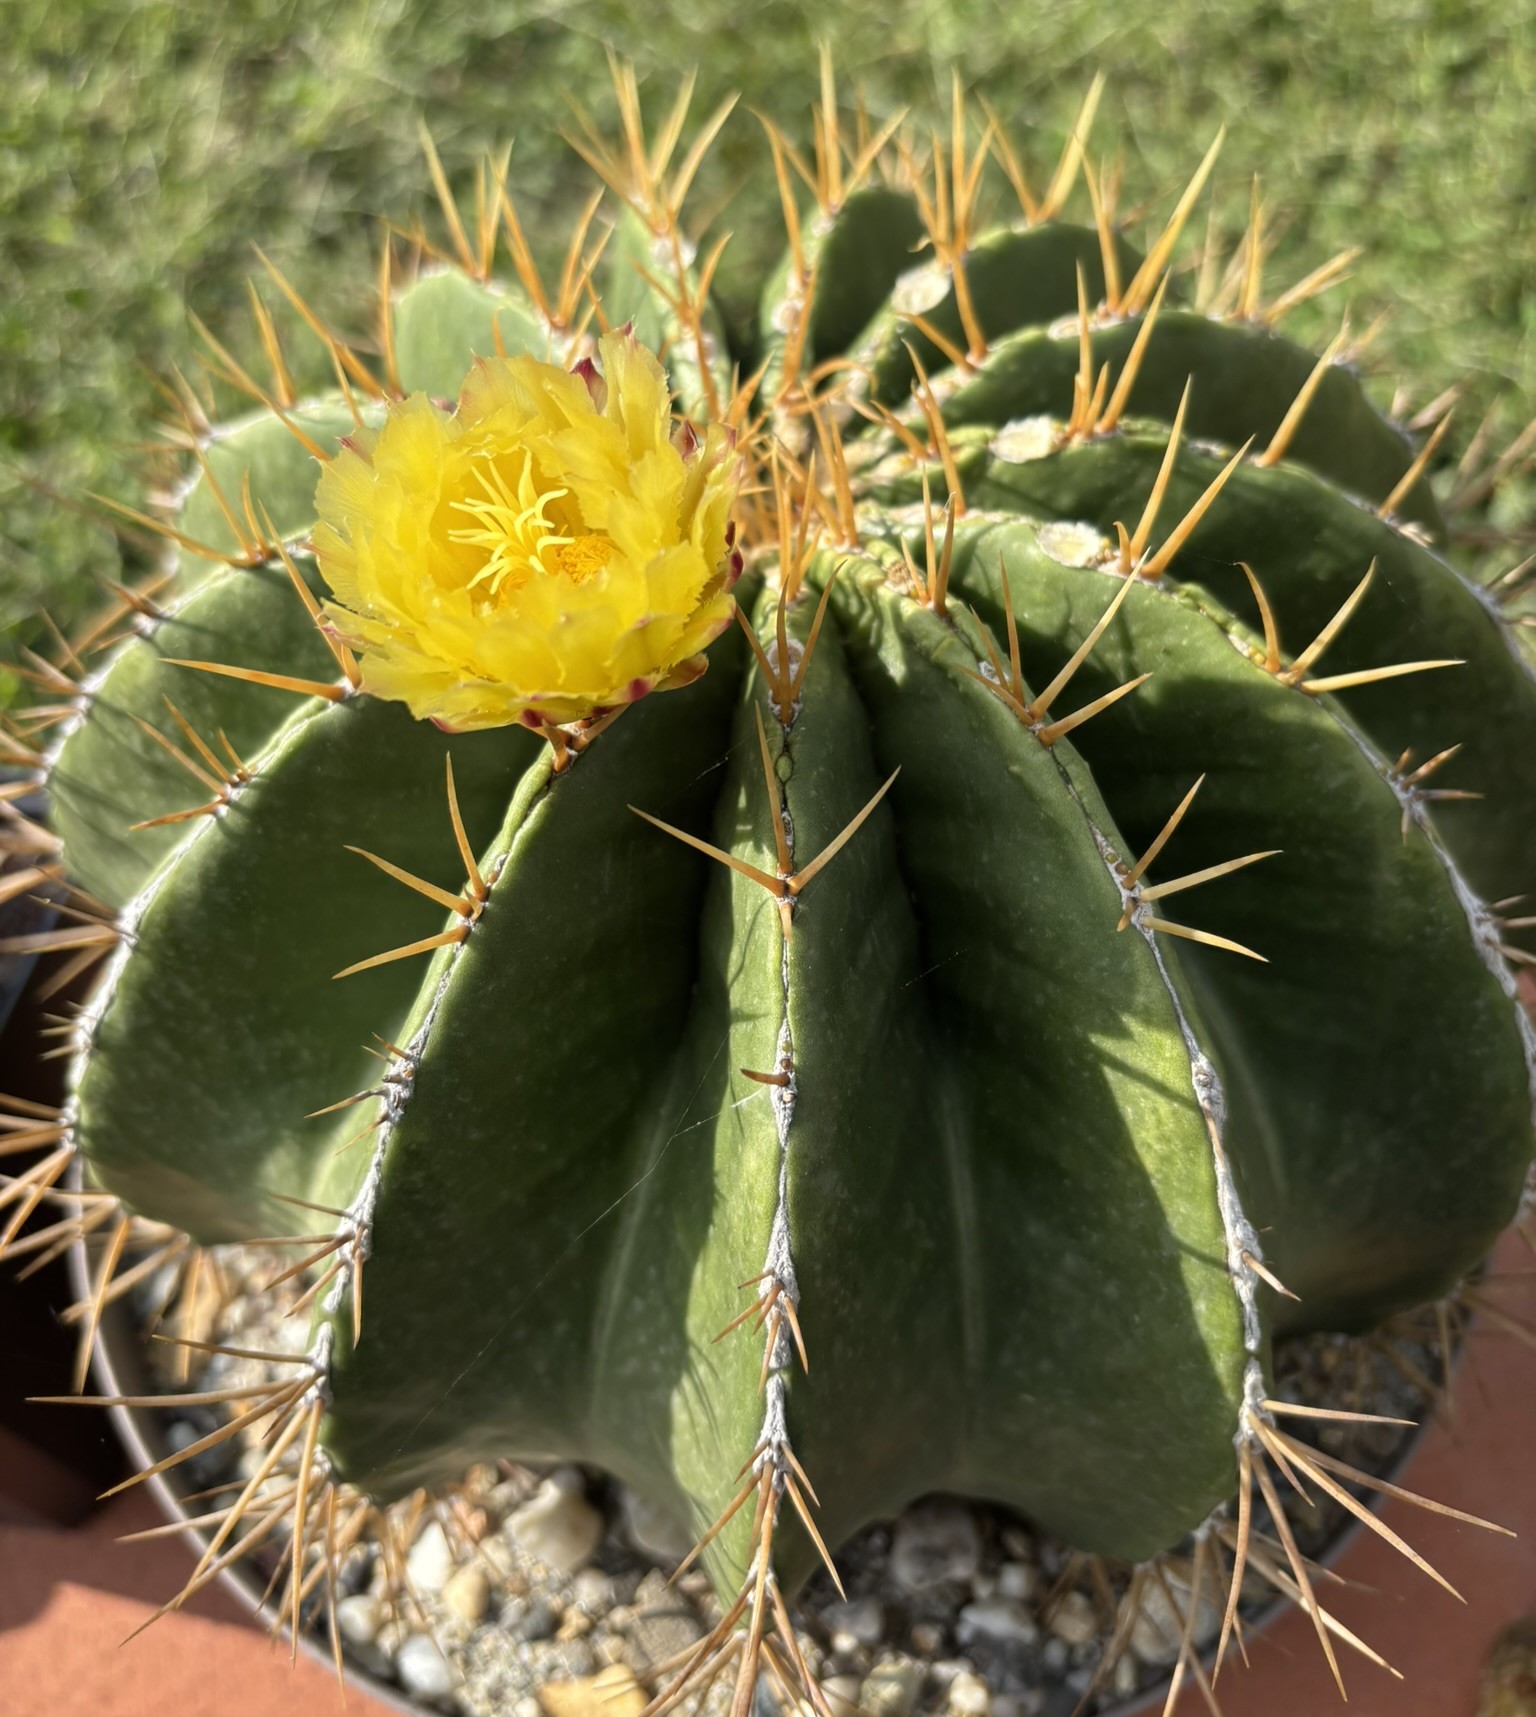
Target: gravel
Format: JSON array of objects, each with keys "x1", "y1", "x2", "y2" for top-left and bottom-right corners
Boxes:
[{"x1": 134, "y1": 1250, "x2": 1446, "y2": 1717}]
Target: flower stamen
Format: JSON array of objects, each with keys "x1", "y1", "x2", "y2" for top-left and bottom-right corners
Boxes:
[{"x1": 449, "y1": 456, "x2": 573, "y2": 597}]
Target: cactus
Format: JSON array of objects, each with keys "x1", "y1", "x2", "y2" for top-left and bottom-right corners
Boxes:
[{"x1": 8, "y1": 63, "x2": 1536, "y2": 1709}]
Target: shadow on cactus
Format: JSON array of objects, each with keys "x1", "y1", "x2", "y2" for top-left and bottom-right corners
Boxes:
[{"x1": 6, "y1": 57, "x2": 1536, "y2": 1715}]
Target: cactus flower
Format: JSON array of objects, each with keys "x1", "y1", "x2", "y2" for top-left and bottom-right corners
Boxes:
[{"x1": 313, "y1": 328, "x2": 743, "y2": 731}]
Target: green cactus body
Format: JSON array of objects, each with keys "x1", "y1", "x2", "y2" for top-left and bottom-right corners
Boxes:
[{"x1": 29, "y1": 85, "x2": 1536, "y2": 1692}]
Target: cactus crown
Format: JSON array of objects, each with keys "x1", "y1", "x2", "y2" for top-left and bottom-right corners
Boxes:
[{"x1": 8, "y1": 59, "x2": 1536, "y2": 1712}]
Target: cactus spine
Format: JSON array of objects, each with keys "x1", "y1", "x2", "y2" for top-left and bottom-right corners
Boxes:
[{"x1": 8, "y1": 62, "x2": 1536, "y2": 1710}]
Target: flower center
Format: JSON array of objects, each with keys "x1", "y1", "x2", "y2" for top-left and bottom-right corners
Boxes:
[{"x1": 448, "y1": 454, "x2": 613, "y2": 596}]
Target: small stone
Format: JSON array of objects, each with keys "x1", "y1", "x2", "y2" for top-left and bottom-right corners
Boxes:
[
  {"x1": 489, "y1": 1473, "x2": 539, "y2": 1518},
  {"x1": 820, "y1": 1675, "x2": 862, "y2": 1716},
  {"x1": 396, "y1": 1633, "x2": 455, "y2": 1704},
  {"x1": 515, "y1": 1698, "x2": 544, "y2": 1717},
  {"x1": 451, "y1": 1502, "x2": 492, "y2": 1544},
  {"x1": 1129, "y1": 1569, "x2": 1221, "y2": 1667},
  {"x1": 957, "y1": 1599, "x2": 1037, "y2": 1651},
  {"x1": 539, "y1": 1667, "x2": 647, "y2": 1717},
  {"x1": 1040, "y1": 1640, "x2": 1068, "y2": 1675},
  {"x1": 528, "y1": 1639, "x2": 599, "y2": 1682},
  {"x1": 625, "y1": 1589, "x2": 705, "y2": 1672},
  {"x1": 558, "y1": 1608, "x2": 594, "y2": 1641},
  {"x1": 1048, "y1": 1592, "x2": 1096, "y2": 1648},
  {"x1": 504, "y1": 1596, "x2": 559, "y2": 1642},
  {"x1": 889, "y1": 1504, "x2": 981, "y2": 1593},
  {"x1": 571, "y1": 1568, "x2": 616, "y2": 1614},
  {"x1": 619, "y1": 1485, "x2": 694, "y2": 1563},
  {"x1": 506, "y1": 1479, "x2": 605, "y2": 1575},
  {"x1": 861, "y1": 1657, "x2": 922, "y2": 1717},
  {"x1": 909, "y1": 1621, "x2": 945, "y2": 1656},
  {"x1": 406, "y1": 1521, "x2": 456, "y2": 1595},
  {"x1": 947, "y1": 1671, "x2": 991, "y2": 1716},
  {"x1": 823, "y1": 1596, "x2": 885, "y2": 1646},
  {"x1": 1113, "y1": 1653, "x2": 1140, "y2": 1698},
  {"x1": 475, "y1": 1533, "x2": 517, "y2": 1581},
  {"x1": 993, "y1": 1564, "x2": 1038, "y2": 1603},
  {"x1": 441, "y1": 1564, "x2": 490, "y2": 1625},
  {"x1": 335, "y1": 1592, "x2": 381, "y2": 1646}
]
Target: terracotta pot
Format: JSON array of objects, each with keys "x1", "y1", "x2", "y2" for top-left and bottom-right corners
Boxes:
[
  {"x1": 1130, "y1": 1225, "x2": 1536, "y2": 1717},
  {"x1": 68, "y1": 1230, "x2": 1536, "y2": 1717},
  {"x1": 68, "y1": 1235, "x2": 413, "y2": 1716}
]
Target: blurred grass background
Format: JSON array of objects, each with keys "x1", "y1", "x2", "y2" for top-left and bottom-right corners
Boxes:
[{"x1": 4, "y1": 0, "x2": 1535, "y2": 694}]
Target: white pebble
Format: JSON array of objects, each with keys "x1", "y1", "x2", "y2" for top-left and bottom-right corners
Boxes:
[
  {"x1": 1130, "y1": 1569, "x2": 1221, "y2": 1665},
  {"x1": 823, "y1": 1674, "x2": 863, "y2": 1715},
  {"x1": 406, "y1": 1520, "x2": 455, "y2": 1594},
  {"x1": 994, "y1": 1563, "x2": 1038, "y2": 1602},
  {"x1": 571, "y1": 1567, "x2": 615, "y2": 1613},
  {"x1": 335, "y1": 1592, "x2": 380, "y2": 1646},
  {"x1": 948, "y1": 1671, "x2": 991, "y2": 1716},
  {"x1": 957, "y1": 1598, "x2": 1038, "y2": 1649},
  {"x1": 889, "y1": 1504, "x2": 982, "y2": 1592},
  {"x1": 396, "y1": 1633, "x2": 454, "y2": 1702},
  {"x1": 506, "y1": 1479, "x2": 605, "y2": 1574},
  {"x1": 441, "y1": 1563, "x2": 490, "y2": 1624},
  {"x1": 1049, "y1": 1591, "x2": 1097, "y2": 1647},
  {"x1": 861, "y1": 1658, "x2": 922, "y2": 1717},
  {"x1": 823, "y1": 1595, "x2": 885, "y2": 1646}
]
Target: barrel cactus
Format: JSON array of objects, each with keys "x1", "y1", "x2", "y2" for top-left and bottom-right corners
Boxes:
[{"x1": 6, "y1": 63, "x2": 1535, "y2": 1709}]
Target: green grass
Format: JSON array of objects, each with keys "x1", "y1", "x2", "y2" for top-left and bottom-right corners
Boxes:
[{"x1": 5, "y1": 0, "x2": 1534, "y2": 696}]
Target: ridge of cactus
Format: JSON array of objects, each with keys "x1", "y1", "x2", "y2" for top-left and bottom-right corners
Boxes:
[{"x1": 6, "y1": 57, "x2": 1536, "y2": 1716}]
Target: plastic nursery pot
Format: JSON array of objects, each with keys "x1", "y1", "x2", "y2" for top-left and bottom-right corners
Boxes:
[{"x1": 71, "y1": 1230, "x2": 1536, "y2": 1717}]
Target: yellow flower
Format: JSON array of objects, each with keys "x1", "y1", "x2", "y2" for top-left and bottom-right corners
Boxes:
[{"x1": 312, "y1": 329, "x2": 744, "y2": 731}]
